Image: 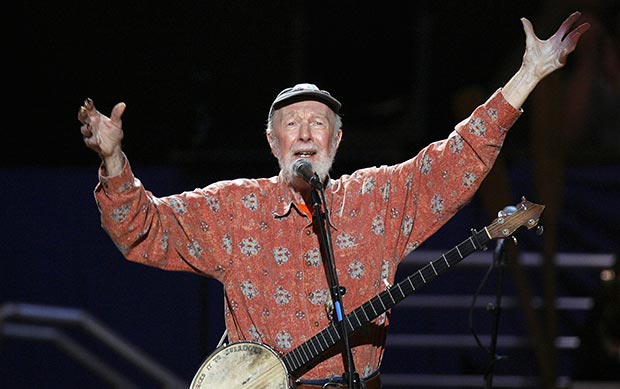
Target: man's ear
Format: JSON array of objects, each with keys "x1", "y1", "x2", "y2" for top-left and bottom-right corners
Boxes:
[
  {"x1": 266, "y1": 131, "x2": 273, "y2": 148},
  {"x1": 335, "y1": 129, "x2": 343, "y2": 149},
  {"x1": 266, "y1": 131, "x2": 277, "y2": 156}
]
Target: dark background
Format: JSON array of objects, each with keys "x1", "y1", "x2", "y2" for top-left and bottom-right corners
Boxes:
[
  {"x1": 4, "y1": 0, "x2": 619, "y2": 387},
  {"x1": 15, "y1": 0, "x2": 546, "y2": 170}
]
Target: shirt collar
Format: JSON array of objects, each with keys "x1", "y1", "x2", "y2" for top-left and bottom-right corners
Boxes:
[{"x1": 272, "y1": 172, "x2": 339, "y2": 231}]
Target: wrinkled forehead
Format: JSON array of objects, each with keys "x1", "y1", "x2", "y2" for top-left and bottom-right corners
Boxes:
[{"x1": 273, "y1": 100, "x2": 335, "y2": 120}]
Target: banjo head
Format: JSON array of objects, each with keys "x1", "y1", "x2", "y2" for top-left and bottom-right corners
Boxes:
[{"x1": 190, "y1": 341, "x2": 290, "y2": 389}]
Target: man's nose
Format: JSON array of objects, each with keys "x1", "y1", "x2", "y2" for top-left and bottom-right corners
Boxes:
[{"x1": 298, "y1": 123, "x2": 312, "y2": 141}]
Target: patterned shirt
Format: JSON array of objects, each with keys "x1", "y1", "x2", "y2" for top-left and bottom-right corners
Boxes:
[{"x1": 94, "y1": 89, "x2": 520, "y2": 380}]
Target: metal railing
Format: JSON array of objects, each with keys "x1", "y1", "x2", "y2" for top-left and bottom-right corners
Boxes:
[{"x1": 0, "y1": 302, "x2": 188, "y2": 389}]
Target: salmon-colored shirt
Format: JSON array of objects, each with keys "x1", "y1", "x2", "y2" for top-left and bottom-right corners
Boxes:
[{"x1": 95, "y1": 89, "x2": 520, "y2": 380}]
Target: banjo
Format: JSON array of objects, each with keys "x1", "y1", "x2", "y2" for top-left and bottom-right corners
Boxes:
[{"x1": 190, "y1": 197, "x2": 544, "y2": 388}]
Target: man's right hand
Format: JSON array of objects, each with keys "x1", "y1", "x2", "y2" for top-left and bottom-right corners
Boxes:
[{"x1": 79, "y1": 98, "x2": 126, "y2": 176}]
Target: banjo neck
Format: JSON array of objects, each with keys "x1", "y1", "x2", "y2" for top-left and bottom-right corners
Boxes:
[
  {"x1": 283, "y1": 197, "x2": 544, "y2": 377},
  {"x1": 283, "y1": 228, "x2": 489, "y2": 377}
]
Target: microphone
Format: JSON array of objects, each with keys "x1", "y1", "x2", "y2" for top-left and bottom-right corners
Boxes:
[{"x1": 293, "y1": 158, "x2": 322, "y2": 189}]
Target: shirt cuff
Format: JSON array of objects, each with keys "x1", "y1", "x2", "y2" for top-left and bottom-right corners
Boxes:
[
  {"x1": 97, "y1": 153, "x2": 134, "y2": 194},
  {"x1": 492, "y1": 88, "x2": 523, "y2": 130}
]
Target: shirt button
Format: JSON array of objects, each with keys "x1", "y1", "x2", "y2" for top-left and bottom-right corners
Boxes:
[
  {"x1": 314, "y1": 321, "x2": 320, "y2": 327},
  {"x1": 305, "y1": 230, "x2": 311, "y2": 236}
]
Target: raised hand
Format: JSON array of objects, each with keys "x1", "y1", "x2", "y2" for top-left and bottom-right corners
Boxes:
[
  {"x1": 501, "y1": 11, "x2": 590, "y2": 109},
  {"x1": 78, "y1": 98, "x2": 126, "y2": 157},
  {"x1": 79, "y1": 98, "x2": 127, "y2": 175},
  {"x1": 521, "y1": 11, "x2": 591, "y2": 81}
]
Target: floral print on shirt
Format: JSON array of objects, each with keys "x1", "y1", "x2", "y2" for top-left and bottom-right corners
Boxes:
[{"x1": 95, "y1": 89, "x2": 521, "y2": 380}]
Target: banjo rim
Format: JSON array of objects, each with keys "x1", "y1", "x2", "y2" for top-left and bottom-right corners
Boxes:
[{"x1": 190, "y1": 340, "x2": 291, "y2": 389}]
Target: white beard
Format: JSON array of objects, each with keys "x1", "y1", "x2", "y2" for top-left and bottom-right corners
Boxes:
[{"x1": 272, "y1": 139, "x2": 338, "y2": 188}]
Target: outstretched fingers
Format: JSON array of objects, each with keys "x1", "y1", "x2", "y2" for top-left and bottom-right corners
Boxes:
[
  {"x1": 553, "y1": 11, "x2": 591, "y2": 46},
  {"x1": 555, "y1": 12, "x2": 583, "y2": 40},
  {"x1": 553, "y1": 12, "x2": 591, "y2": 64},
  {"x1": 562, "y1": 21, "x2": 591, "y2": 52}
]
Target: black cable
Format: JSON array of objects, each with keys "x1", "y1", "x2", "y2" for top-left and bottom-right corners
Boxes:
[{"x1": 468, "y1": 256, "x2": 495, "y2": 355}]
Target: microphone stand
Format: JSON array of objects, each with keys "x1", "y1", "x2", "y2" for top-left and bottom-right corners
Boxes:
[
  {"x1": 485, "y1": 237, "x2": 509, "y2": 388},
  {"x1": 309, "y1": 181, "x2": 361, "y2": 389}
]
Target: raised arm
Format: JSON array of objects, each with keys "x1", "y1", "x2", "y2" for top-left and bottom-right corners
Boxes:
[
  {"x1": 78, "y1": 98, "x2": 127, "y2": 176},
  {"x1": 502, "y1": 11, "x2": 590, "y2": 109}
]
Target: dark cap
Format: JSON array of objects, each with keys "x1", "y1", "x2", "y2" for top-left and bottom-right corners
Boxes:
[{"x1": 269, "y1": 83, "x2": 342, "y2": 118}]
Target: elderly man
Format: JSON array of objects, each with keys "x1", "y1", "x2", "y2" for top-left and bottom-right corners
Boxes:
[{"x1": 79, "y1": 12, "x2": 589, "y2": 388}]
